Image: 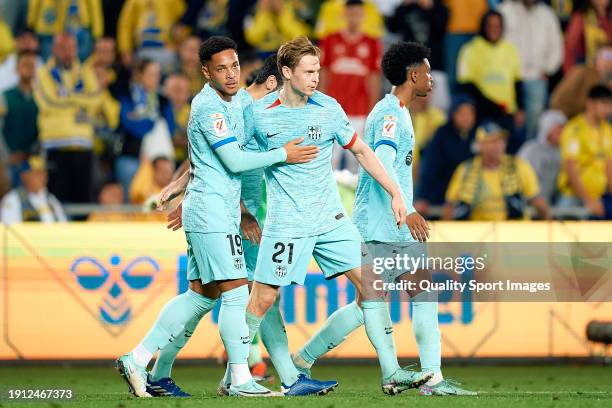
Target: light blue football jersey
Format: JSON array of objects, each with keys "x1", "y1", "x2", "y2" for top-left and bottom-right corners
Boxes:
[
  {"x1": 236, "y1": 88, "x2": 264, "y2": 217},
  {"x1": 182, "y1": 83, "x2": 245, "y2": 233},
  {"x1": 353, "y1": 93, "x2": 416, "y2": 243},
  {"x1": 247, "y1": 90, "x2": 357, "y2": 238}
]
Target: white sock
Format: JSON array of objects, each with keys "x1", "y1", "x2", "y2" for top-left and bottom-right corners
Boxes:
[
  {"x1": 230, "y1": 363, "x2": 252, "y2": 386},
  {"x1": 426, "y1": 371, "x2": 444, "y2": 386},
  {"x1": 131, "y1": 344, "x2": 154, "y2": 368}
]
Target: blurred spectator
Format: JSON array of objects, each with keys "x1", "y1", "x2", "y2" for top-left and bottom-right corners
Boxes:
[
  {"x1": 117, "y1": 0, "x2": 186, "y2": 70},
  {"x1": 0, "y1": 30, "x2": 43, "y2": 94},
  {"x1": 443, "y1": 0, "x2": 489, "y2": 91},
  {"x1": 129, "y1": 156, "x2": 174, "y2": 205},
  {"x1": 175, "y1": 36, "x2": 205, "y2": 97},
  {"x1": 316, "y1": 0, "x2": 383, "y2": 39},
  {"x1": 457, "y1": 10, "x2": 525, "y2": 152},
  {"x1": 1, "y1": 156, "x2": 67, "y2": 224},
  {"x1": 116, "y1": 59, "x2": 174, "y2": 199},
  {"x1": 33, "y1": 33, "x2": 102, "y2": 203},
  {"x1": 83, "y1": 37, "x2": 118, "y2": 89},
  {"x1": 244, "y1": 0, "x2": 310, "y2": 57},
  {"x1": 163, "y1": 74, "x2": 191, "y2": 163},
  {"x1": 319, "y1": 0, "x2": 382, "y2": 173},
  {"x1": 550, "y1": 44, "x2": 612, "y2": 119},
  {"x1": 386, "y1": 0, "x2": 449, "y2": 110},
  {"x1": 0, "y1": 51, "x2": 39, "y2": 187},
  {"x1": 87, "y1": 182, "x2": 135, "y2": 221},
  {"x1": 499, "y1": 0, "x2": 564, "y2": 140},
  {"x1": 443, "y1": 122, "x2": 549, "y2": 221},
  {"x1": 0, "y1": 17, "x2": 14, "y2": 63},
  {"x1": 563, "y1": 0, "x2": 612, "y2": 74},
  {"x1": 91, "y1": 63, "x2": 120, "y2": 188},
  {"x1": 415, "y1": 95, "x2": 476, "y2": 214},
  {"x1": 518, "y1": 110, "x2": 567, "y2": 205},
  {"x1": 226, "y1": 0, "x2": 259, "y2": 51},
  {"x1": 385, "y1": 0, "x2": 448, "y2": 72},
  {"x1": 178, "y1": 0, "x2": 230, "y2": 39},
  {"x1": 0, "y1": 0, "x2": 29, "y2": 34},
  {"x1": 27, "y1": 0, "x2": 103, "y2": 61},
  {"x1": 410, "y1": 92, "x2": 446, "y2": 177},
  {"x1": 557, "y1": 85, "x2": 612, "y2": 218}
]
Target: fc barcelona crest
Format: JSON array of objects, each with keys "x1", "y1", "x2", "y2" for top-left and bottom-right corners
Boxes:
[{"x1": 308, "y1": 126, "x2": 322, "y2": 140}]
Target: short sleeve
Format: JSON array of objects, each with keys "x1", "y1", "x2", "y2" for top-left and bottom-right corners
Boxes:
[
  {"x1": 517, "y1": 158, "x2": 540, "y2": 199},
  {"x1": 334, "y1": 105, "x2": 358, "y2": 149},
  {"x1": 372, "y1": 110, "x2": 400, "y2": 152},
  {"x1": 198, "y1": 107, "x2": 238, "y2": 150},
  {"x1": 560, "y1": 124, "x2": 581, "y2": 160},
  {"x1": 445, "y1": 163, "x2": 466, "y2": 203}
]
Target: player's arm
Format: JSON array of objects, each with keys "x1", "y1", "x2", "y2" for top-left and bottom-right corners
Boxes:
[
  {"x1": 375, "y1": 142, "x2": 429, "y2": 242},
  {"x1": 214, "y1": 137, "x2": 317, "y2": 173},
  {"x1": 348, "y1": 137, "x2": 407, "y2": 228},
  {"x1": 240, "y1": 200, "x2": 261, "y2": 245}
]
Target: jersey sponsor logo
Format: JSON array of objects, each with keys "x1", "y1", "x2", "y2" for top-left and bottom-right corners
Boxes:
[
  {"x1": 382, "y1": 120, "x2": 396, "y2": 139},
  {"x1": 266, "y1": 132, "x2": 281, "y2": 138},
  {"x1": 406, "y1": 149, "x2": 413, "y2": 166},
  {"x1": 275, "y1": 265, "x2": 287, "y2": 278},
  {"x1": 213, "y1": 117, "x2": 228, "y2": 137},
  {"x1": 308, "y1": 125, "x2": 322, "y2": 140}
]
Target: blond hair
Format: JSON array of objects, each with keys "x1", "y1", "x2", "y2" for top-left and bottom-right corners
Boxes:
[{"x1": 277, "y1": 36, "x2": 321, "y2": 80}]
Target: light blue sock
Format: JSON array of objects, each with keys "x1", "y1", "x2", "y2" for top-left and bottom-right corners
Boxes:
[
  {"x1": 140, "y1": 289, "x2": 210, "y2": 358},
  {"x1": 218, "y1": 285, "x2": 250, "y2": 365},
  {"x1": 246, "y1": 310, "x2": 263, "y2": 343},
  {"x1": 298, "y1": 301, "x2": 364, "y2": 365},
  {"x1": 361, "y1": 300, "x2": 400, "y2": 379},
  {"x1": 150, "y1": 295, "x2": 217, "y2": 381},
  {"x1": 259, "y1": 297, "x2": 300, "y2": 385},
  {"x1": 412, "y1": 292, "x2": 441, "y2": 374}
]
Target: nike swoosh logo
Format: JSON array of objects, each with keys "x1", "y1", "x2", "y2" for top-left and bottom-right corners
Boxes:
[{"x1": 267, "y1": 132, "x2": 280, "y2": 138}]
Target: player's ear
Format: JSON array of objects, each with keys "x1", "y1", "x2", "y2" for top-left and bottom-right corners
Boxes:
[
  {"x1": 282, "y1": 66, "x2": 292, "y2": 81},
  {"x1": 266, "y1": 75, "x2": 277, "y2": 91},
  {"x1": 410, "y1": 69, "x2": 418, "y2": 84},
  {"x1": 201, "y1": 65, "x2": 210, "y2": 81}
]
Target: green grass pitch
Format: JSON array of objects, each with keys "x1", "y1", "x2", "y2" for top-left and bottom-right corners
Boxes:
[{"x1": 0, "y1": 364, "x2": 610, "y2": 407}]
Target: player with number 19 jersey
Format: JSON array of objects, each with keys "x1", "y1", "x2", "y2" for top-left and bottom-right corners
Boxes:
[
  {"x1": 245, "y1": 90, "x2": 363, "y2": 286},
  {"x1": 182, "y1": 83, "x2": 248, "y2": 284}
]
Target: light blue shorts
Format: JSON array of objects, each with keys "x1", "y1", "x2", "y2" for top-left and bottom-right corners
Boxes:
[
  {"x1": 185, "y1": 232, "x2": 247, "y2": 284},
  {"x1": 254, "y1": 221, "x2": 362, "y2": 286}
]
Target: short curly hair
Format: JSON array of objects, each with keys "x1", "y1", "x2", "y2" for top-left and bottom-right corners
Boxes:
[
  {"x1": 199, "y1": 36, "x2": 238, "y2": 65},
  {"x1": 381, "y1": 41, "x2": 430, "y2": 86},
  {"x1": 254, "y1": 54, "x2": 280, "y2": 85}
]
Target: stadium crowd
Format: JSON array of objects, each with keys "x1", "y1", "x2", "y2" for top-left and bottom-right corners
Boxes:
[{"x1": 0, "y1": 0, "x2": 611, "y2": 222}]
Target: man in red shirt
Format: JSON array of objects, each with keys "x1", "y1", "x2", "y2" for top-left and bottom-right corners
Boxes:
[{"x1": 319, "y1": 0, "x2": 382, "y2": 173}]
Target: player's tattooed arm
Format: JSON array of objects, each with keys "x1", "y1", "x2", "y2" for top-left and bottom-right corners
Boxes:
[
  {"x1": 240, "y1": 200, "x2": 261, "y2": 245},
  {"x1": 348, "y1": 137, "x2": 407, "y2": 228}
]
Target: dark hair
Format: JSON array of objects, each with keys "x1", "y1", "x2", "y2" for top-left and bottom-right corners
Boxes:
[
  {"x1": 16, "y1": 50, "x2": 38, "y2": 62},
  {"x1": 135, "y1": 58, "x2": 157, "y2": 74},
  {"x1": 479, "y1": 10, "x2": 504, "y2": 41},
  {"x1": 587, "y1": 85, "x2": 612, "y2": 100},
  {"x1": 199, "y1": 36, "x2": 238, "y2": 65},
  {"x1": 346, "y1": 0, "x2": 364, "y2": 6},
  {"x1": 381, "y1": 41, "x2": 430, "y2": 86},
  {"x1": 254, "y1": 54, "x2": 280, "y2": 85}
]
